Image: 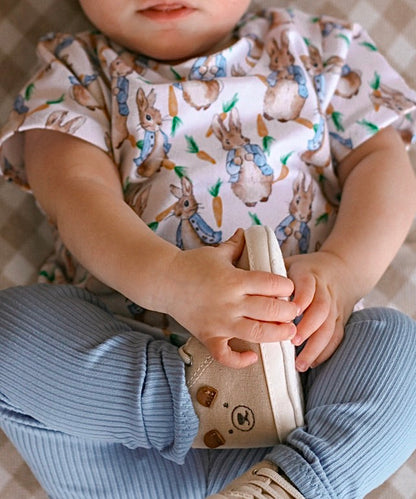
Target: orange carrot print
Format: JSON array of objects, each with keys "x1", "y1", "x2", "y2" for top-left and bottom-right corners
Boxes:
[
  {"x1": 370, "y1": 71, "x2": 382, "y2": 111},
  {"x1": 186, "y1": 135, "x2": 216, "y2": 164},
  {"x1": 169, "y1": 85, "x2": 182, "y2": 136},
  {"x1": 206, "y1": 93, "x2": 238, "y2": 137},
  {"x1": 256, "y1": 113, "x2": 275, "y2": 155},
  {"x1": 208, "y1": 179, "x2": 223, "y2": 227},
  {"x1": 274, "y1": 152, "x2": 292, "y2": 182},
  {"x1": 155, "y1": 202, "x2": 177, "y2": 222}
]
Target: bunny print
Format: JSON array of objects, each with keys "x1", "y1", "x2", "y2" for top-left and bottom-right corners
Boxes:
[
  {"x1": 211, "y1": 107, "x2": 274, "y2": 207},
  {"x1": 263, "y1": 31, "x2": 308, "y2": 122},
  {"x1": 125, "y1": 182, "x2": 152, "y2": 218},
  {"x1": 169, "y1": 176, "x2": 222, "y2": 250},
  {"x1": 110, "y1": 57, "x2": 134, "y2": 149},
  {"x1": 174, "y1": 55, "x2": 224, "y2": 111},
  {"x1": 300, "y1": 114, "x2": 331, "y2": 168},
  {"x1": 45, "y1": 110, "x2": 86, "y2": 134},
  {"x1": 300, "y1": 44, "x2": 326, "y2": 105},
  {"x1": 275, "y1": 172, "x2": 314, "y2": 255},
  {"x1": 370, "y1": 83, "x2": 416, "y2": 116},
  {"x1": 134, "y1": 87, "x2": 172, "y2": 178}
]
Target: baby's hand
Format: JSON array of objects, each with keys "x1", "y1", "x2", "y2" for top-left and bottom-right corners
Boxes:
[
  {"x1": 286, "y1": 251, "x2": 359, "y2": 372},
  {"x1": 165, "y1": 229, "x2": 298, "y2": 368}
]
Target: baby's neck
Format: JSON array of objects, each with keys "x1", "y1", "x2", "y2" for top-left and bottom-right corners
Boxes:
[{"x1": 153, "y1": 32, "x2": 237, "y2": 65}]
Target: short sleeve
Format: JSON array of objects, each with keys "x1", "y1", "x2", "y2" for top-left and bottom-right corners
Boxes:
[
  {"x1": 0, "y1": 32, "x2": 112, "y2": 190},
  {"x1": 324, "y1": 22, "x2": 416, "y2": 162}
]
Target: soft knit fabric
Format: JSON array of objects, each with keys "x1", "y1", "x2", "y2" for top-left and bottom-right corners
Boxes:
[{"x1": 1, "y1": 285, "x2": 415, "y2": 498}]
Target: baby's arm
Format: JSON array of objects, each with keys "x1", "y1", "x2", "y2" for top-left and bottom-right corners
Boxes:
[
  {"x1": 286, "y1": 126, "x2": 416, "y2": 371},
  {"x1": 25, "y1": 130, "x2": 297, "y2": 368}
]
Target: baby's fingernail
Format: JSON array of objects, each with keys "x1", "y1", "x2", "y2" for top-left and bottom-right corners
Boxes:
[
  {"x1": 296, "y1": 360, "x2": 309, "y2": 372},
  {"x1": 288, "y1": 324, "x2": 297, "y2": 338},
  {"x1": 292, "y1": 335, "x2": 302, "y2": 346}
]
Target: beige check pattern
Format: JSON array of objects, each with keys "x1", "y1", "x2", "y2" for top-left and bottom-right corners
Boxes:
[{"x1": 0, "y1": 0, "x2": 416, "y2": 497}]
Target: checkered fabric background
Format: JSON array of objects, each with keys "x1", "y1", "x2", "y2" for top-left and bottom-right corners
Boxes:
[{"x1": 0, "y1": 0, "x2": 415, "y2": 497}]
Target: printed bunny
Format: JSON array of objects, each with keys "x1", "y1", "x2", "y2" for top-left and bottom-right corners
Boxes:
[
  {"x1": 2, "y1": 156, "x2": 29, "y2": 190},
  {"x1": 263, "y1": 31, "x2": 308, "y2": 122},
  {"x1": 370, "y1": 83, "x2": 416, "y2": 115},
  {"x1": 169, "y1": 176, "x2": 222, "y2": 250},
  {"x1": 4, "y1": 94, "x2": 29, "y2": 132},
  {"x1": 319, "y1": 17, "x2": 353, "y2": 38},
  {"x1": 268, "y1": 8, "x2": 294, "y2": 30},
  {"x1": 300, "y1": 114, "x2": 331, "y2": 168},
  {"x1": 245, "y1": 34, "x2": 264, "y2": 67},
  {"x1": 69, "y1": 74, "x2": 104, "y2": 111},
  {"x1": 275, "y1": 172, "x2": 314, "y2": 256},
  {"x1": 323, "y1": 56, "x2": 362, "y2": 99},
  {"x1": 211, "y1": 107, "x2": 274, "y2": 207},
  {"x1": 45, "y1": 110, "x2": 86, "y2": 134},
  {"x1": 335, "y1": 65, "x2": 362, "y2": 99},
  {"x1": 125, "y1": 182, "x2": 151, "y2": 218},
  {"x1": 110, "y1": 57, "x2": 134, "y2": 149},
  {"x1": 300, "y1": 44, "x2": 326, "y2": 105},
  {"x1": 175, "y1": 55, "x2": 224, "y2": 110},
  {"x1": 134, "y1": 87, "x2": 172, "y2": 177},
  {"x1": 41, "y1": 33, "x2": 76, "y2": 70}
]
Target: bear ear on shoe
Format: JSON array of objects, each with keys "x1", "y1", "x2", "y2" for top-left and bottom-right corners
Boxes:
[
  {"x1": 178, "y1": 225, "x2": 304, "y2": 450},
  {"x1": 206, "y1": 460, "x2": 305, "y2": 499}
]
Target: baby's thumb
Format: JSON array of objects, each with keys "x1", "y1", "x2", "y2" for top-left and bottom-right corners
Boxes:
[{"x1": 220, "y1": 228, "x2": 245, "y2": 263}]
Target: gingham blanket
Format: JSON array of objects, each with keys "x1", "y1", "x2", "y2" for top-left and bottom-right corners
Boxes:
[{"x1": 0, "y1": 0, "x2": 415, "y2": 497}]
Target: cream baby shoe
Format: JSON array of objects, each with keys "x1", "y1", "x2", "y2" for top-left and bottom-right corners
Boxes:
[
  {"x1": 206, "y1": 460, "x2": 305, "y2": 499},
  {"x1": 179, "y1": 225, "x2": 304, "y2": 449}
]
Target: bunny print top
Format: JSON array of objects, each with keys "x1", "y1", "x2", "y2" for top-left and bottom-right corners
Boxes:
[{"x1": 1, "y1": 7, "x2": 416, "y2": 335}]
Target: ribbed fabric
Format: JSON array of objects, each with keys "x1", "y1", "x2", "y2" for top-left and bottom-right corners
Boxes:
[
  {"x1": 0, "y1": 285, "x2": 198, "y2": 461},
  {"x1": 268, "y1": 307, "x2": 416, "y2": 498},
  {"x1": 1, "y1": 285, "x2": 415, "y2": 498}
]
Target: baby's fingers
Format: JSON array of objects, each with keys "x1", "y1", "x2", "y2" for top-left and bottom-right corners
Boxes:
[
  {"x1": 295, "y1": 310, "x2": 340, "y2": 372},
  {"x1": 234, "y1": 317, "x2": 296, "y2": 345},
  {"x1": 207, "y1": 338, "x2": 259, "y2": 369},
  {"x1": 243, "y1": 270, "x2": 295, "y2": 299},
  {"x1": 242, "y1": 295, "x2": 298, "y2": 323}
]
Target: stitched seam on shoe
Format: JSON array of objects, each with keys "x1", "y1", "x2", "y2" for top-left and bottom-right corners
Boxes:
[{"x1": 187, "y1": 354, "x2": 214, "y2": 388}]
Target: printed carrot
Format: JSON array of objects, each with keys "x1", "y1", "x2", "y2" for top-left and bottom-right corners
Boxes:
[
  {"x1": 206, "y1": 93, "x2": 239, "y2": 137},
  {"x1": 357, "y1": 119, "x2": 379, "y2": 135},
  {"x1": 27, "y1": 94, "x2": 66, "y2": 117},
  {"x1": 294, "y1": 117, "x2": 314, "y2": 128},
  {"x1": 316, "y1": 203, "x2": 334, "y2": 226},
  {"x1": 359, "y1": 41, "x2": 378, "y2": 52},
  {"x1": 256, "y1": 113, "x2": 275, "y2": 155},
  {"x1": 208, "y1": 179, "x2": 223, "y2": 227},
  {"x1": 274, "y1": 152, "x2": 292, "y2": 182},
  {"x1": 155, "y1": 202, "x2": 177, "y2": 222},
  {"x1": 248, "y1": 212, "x2": 262, "y2": 226},
  {"x1": 27, "y1": 103, "x2": 50, "y2": 116},
  {"x1": 331, "y1": 111, "x2": 344, "y2": 132},
  {"x1": 168, "y1": 85, "x2": 182, "y2": 136},
  {"x1": 24, "y1": 83, "x2": 35, "y2": 100},
  {"x1": 174, "y1": 165, "x2": 187, "y2": 178},
  {"x1": 256, "y1": 74, "x2": 269, "y2": 86},
  {"x1": 370, "y1": 72, "x2": 382, "y2": 111},
  {"x1": 186, "y1": 135, "x2": 216, "y2": 164}
]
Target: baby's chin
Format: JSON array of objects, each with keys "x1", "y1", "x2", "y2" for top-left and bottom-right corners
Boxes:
[{"x1": 122, "y1": 34, "x2": 235, "y2": 65}]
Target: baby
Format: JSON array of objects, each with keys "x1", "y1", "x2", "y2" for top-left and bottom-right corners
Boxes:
[{"x1": 1, "y1": 1, "x2": 416, "y2": 498}]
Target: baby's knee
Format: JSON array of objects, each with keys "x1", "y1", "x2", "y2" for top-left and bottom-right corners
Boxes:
[{"x1": 347, "y1": 306, "x2": 416, "y2": 353}]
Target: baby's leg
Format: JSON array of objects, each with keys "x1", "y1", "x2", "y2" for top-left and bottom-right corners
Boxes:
[
  {"x1": 265, "y1": 307, "x2": 416, "y2": 498},
  {"x1": 0, "y1": 284, "x2": 201, "y2": 498}
]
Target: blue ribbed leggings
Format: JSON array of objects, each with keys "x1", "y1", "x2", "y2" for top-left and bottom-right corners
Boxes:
[{"x1": 0, "y1": 284, "x2": 415, "y2": 498}]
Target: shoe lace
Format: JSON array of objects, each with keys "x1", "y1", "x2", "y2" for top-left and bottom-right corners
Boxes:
[{"x1": 227, "y1": 466, "x2": 290, "y2": 498}]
